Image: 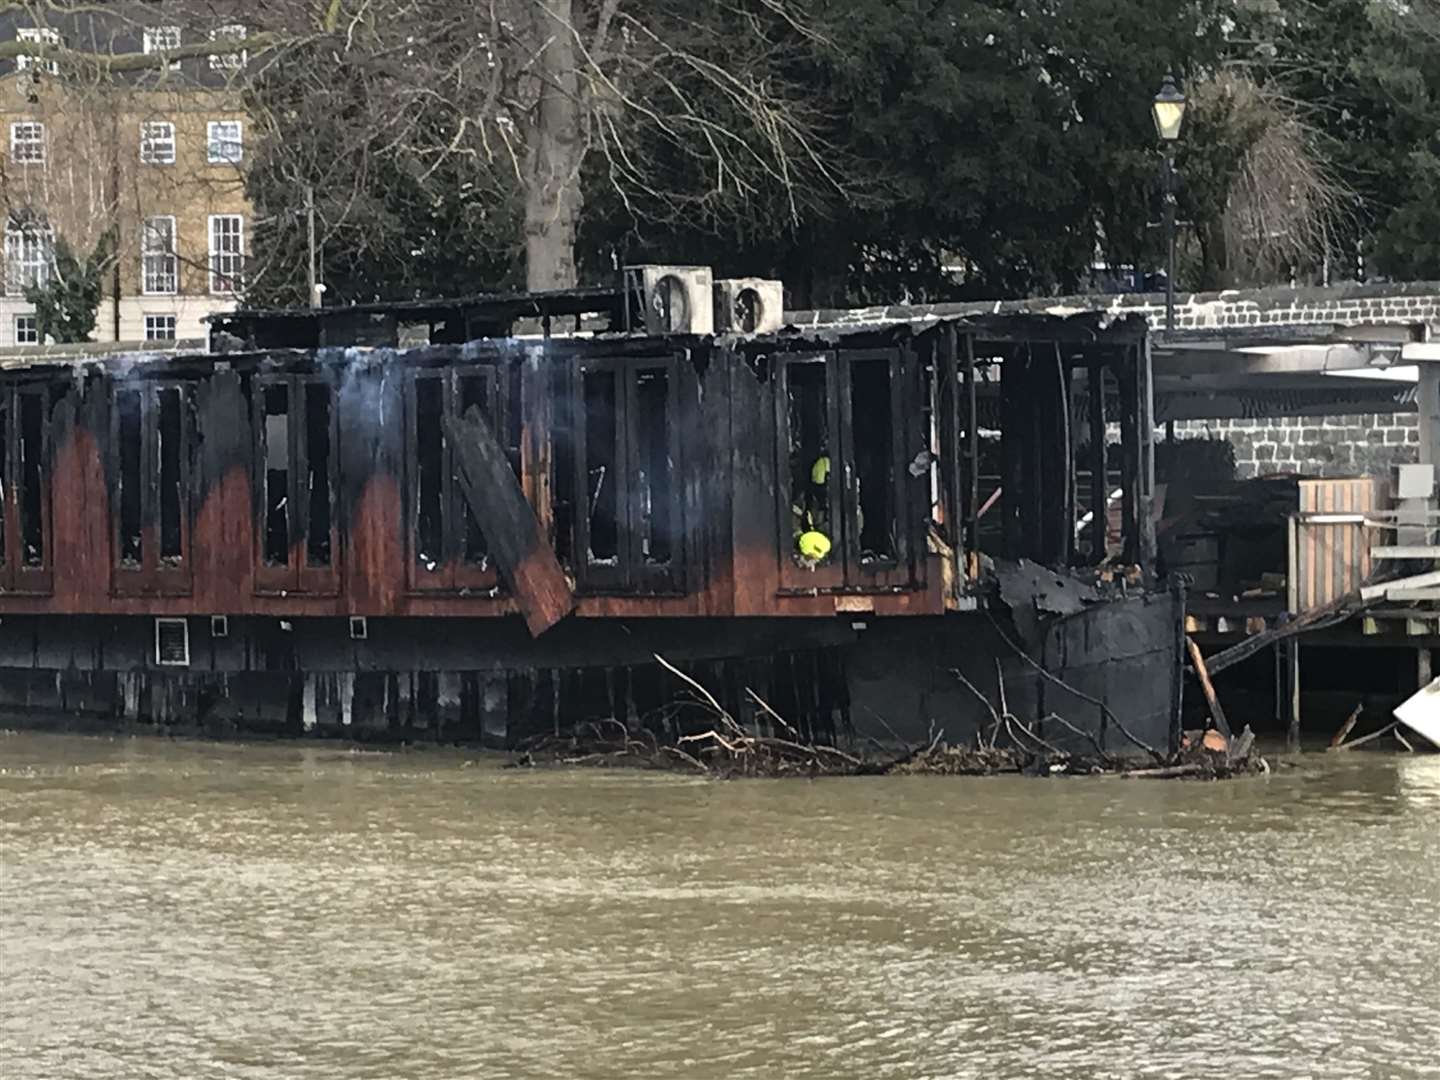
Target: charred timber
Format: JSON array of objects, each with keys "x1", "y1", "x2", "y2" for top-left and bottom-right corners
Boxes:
[{"x1": 0, "y1": 310, "x2": 1175, "y2": 755}]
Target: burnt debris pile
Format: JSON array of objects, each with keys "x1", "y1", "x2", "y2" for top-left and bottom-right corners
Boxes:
[
  {"x1": 511, "y1": 654, "x2": 1268, "y2": 780},
  {"x1": 512, "y1": 719, "x2": 1268, "y2": 780}
]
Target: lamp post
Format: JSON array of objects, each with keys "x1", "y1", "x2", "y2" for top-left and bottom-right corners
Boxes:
[{"x1": 1152, "y1": 74, "x2": 1187, "y2": 333}]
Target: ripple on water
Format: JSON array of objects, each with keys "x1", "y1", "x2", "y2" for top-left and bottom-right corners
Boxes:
[{"x1": 1, "y1": 733, "x2": 1438, "y2": 1080}]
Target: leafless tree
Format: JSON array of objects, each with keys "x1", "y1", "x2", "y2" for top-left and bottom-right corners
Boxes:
[
  {"x1": 1413, "y1": 0, "x2": 1440, "y2": 40},
  {"x1": 1184, "y1": 70, "x2": 1354, "y2": 288},
  {"x1": 1, "y1": 1, "x2": 838, "y2": 295},
  {"x1": 0, "y1": 4, "x2": 252, "y2": 333}
]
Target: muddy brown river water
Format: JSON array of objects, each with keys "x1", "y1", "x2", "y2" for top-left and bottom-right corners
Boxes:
[{"x1": 1, "y1": 731, "x2": 1438, "y2": 1079}]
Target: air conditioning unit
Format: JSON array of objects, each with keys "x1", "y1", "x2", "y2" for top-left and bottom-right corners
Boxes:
[
  {"x1": 714, "y1": 278, "x2": 784, "y2": 335},
  {"x1": 627, "y1": 265, "x2": 714, "y2": 335}
]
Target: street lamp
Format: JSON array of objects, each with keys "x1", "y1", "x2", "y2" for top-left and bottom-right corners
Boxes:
[{"x1": 1152, "y1": 74, "x2": 1186, "y2": 332}]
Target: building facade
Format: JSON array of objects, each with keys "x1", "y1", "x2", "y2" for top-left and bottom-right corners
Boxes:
[{"x1": 0, "y1": 10, "x2": 250, "y2": 346}]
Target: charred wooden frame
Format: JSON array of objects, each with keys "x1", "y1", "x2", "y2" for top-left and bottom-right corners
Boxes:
[
  {"x1": 985, "y1": 330, "x2": 1153, "y2": 572},
  {"x1": 251, "y1": 371, "x2": 339, "y2": 596},
  {"x1": 0, "y1": 312, "x2": 1155, "y2": 626},
  {"x1": 569, "y1": 353, "x2": 685, "y2": 595},
  {"x1": 112, "y1": 380, "x2": 194, "y2": 596},
  {"x1": 211, "y1": 285, "x2": 633, "y2": 352},
  {"x1": 0, "y1": 306, "x2": 1187, "y2": 758},
  {"x1": 772, "y1": 345, "x2": 926, "y2": 594},
  {"x1": 0, "y1": 381, "x2": 53, "y2": 595},
  {"x1": 404, "y1": 364, "x2": 507, "y2": 595}
]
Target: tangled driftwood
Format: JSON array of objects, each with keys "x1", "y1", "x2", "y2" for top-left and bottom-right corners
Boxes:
[{"x1": 508, "y1": 653, "x2": 1269, "y2": 781}]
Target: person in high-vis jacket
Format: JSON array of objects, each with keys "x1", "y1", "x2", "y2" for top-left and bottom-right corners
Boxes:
[{"x1": 794, "y1": 453, "x2": 832, "y2": 563}]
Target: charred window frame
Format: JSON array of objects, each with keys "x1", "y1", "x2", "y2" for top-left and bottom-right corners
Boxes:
[
  {"x1": 252, "y1": 372, "x2": 339, "y2": 595},
  {"x1": 839, "y1": 349, "x2": 915, "y2": 587},
  {"x1": 112, "y1": 381, "x2": 194, "y2": 595},
  {"x1": 931, "y1": 326, "x2": 982, "y2": 591},
  {"x1": 405, "y1": 364, "x2": 508, "y2": 594},
  {"x1": 0, "y1": 382, "x2": 53, "y2": 594},
  {"x1": 775, "y1": 348, "x2": 919, "y2": 593},
  {"x1": 570, "y1": 355, "x2": 683, "y2": 594},
  {"x1": 775, "y1": 353, "x2": 845, "y2": 591}
]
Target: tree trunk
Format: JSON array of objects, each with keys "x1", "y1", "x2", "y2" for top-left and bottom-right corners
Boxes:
[
  {"x1": 524, "y1": 0, "x2": 583, "y2": 293},
  {"x1": 1196, "y1": 218, "x2": 1235, "y2": 292}
]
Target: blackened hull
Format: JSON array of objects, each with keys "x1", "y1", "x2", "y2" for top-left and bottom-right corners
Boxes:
[
  {"x1": 0, "y1": 595, "x2": 1183, "y2": 758},
  {"x1": 0, "y1": 313, "x2": 1170, "y2": 752},
  {"x1": 845, "y1": 594, "x2": 1184, "y2": 756}
]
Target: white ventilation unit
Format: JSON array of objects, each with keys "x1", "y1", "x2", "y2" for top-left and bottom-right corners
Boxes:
[
  {"x1": 628, "y1": 265, "x2": 714, "y2": 335},
  {"x1": 155, "y1": 618, "x2": 190, "y2": 667},
  {"x1": 714, "y1": 278, "x2": 784, "y2": 335}
]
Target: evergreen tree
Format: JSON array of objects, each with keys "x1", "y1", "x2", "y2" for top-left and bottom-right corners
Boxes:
[{"x1": 24, "y1": 231, "x2": 115, "y2": 344}]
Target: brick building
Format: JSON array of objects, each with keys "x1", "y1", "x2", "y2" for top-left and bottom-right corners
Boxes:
[{"x1": 0, "y1": 9, "x2": 250, "y2": 346}]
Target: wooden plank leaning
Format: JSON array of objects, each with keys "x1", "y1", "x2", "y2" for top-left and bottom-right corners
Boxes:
[
  {"x1": 445, "y1": 405, "x2": 575, "y2": 637},
  {"x1": 1186, "y1": 636, "x2": 1232, "y2": 740}
]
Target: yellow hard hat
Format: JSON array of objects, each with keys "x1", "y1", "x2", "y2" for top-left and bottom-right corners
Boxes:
[
  {"x1": 797, "y1": 529, "x2": 831, "y2": 561},
  {"x1": 810, "y1": 455, "x2": 830, "y2": 485}
]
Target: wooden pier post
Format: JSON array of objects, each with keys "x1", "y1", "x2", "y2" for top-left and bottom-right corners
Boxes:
[{"x1": 1286, "y1": 640, "x2": 1302, "y2": 752}]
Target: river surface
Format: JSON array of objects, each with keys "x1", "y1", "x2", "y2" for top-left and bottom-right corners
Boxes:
[{"x1": 1, "y1": 732, "x2": 1437, "y2": 1080}]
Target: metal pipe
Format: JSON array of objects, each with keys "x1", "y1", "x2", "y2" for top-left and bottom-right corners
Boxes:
[
  {"x1": 307, "y1": 184, "x2": 319, "y2": 309},
  {"x1": 1164, "y1": 150, "x2": 1177, "y2": 334}
]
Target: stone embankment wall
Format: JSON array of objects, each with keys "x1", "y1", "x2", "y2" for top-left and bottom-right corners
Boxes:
[
  {"x1": 788, "y1": 281, "x2": 1440, "y2": 484},
  {"x1": 788, "y1": 280, "x2": 1440, "y2": 332},
  {"x1": 1172, "y1": 414, "x2": 1419, "y2": 479}
]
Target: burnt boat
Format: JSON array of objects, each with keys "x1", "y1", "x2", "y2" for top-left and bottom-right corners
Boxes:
[{"x1": 0, "y1": 273, "x2": 1182, "y2": 754}]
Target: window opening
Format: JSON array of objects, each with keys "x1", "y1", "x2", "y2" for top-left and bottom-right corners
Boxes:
[
  {"x1": 9, "y1": 122, "x2": 45, "y2": 164},
  {"x1": 158, "y1": 387, "x2": 183, "y2": 561},
  {"x1": 207, "y1": 120, "x2": 243, "y2": 164},
  {"x1": 19, "y1": 390, "x2": 44, "y2": 566},
  {"x1": 155, "y1": 618, "x2": 190, "y2": 666},
  {"x1": 145, "y1": 314, "x2": 177, "y2": 341},
  {"x1": 634, "y1": 367, "x2": 672, "y2": 564},
  {"x1": 143, "y1": 26, "x2": 182, "y2": 69},
  {"x1": 117, "y1": 389, "x2": 143, "y2": 566},
  {"x1": 305, "y1": 384, "x2": 332, "y2": 568},
  {"x1": 16, "y1": 29, "x2": 60, "y2": 74},
  {"x1": 456, "y1": 374, "x2": 490, "y2": 566},
  {"x1": 552, "y1": 367, "x2": 576, "y2": 567},
  {"x1": 140, "y1": 122, "x2": 175, "y2": 165},
  {"x1": 209, "y1": 25, "x2": 247, "y2": 70},
  {"x1": 414, "y1": 376, "x2": 445, "y2": 571},
  {"x1": 786, "y1": 359, "x2": 833, "y2": 565},
  {"x1": 583, "y1": 370, "x2": 619, "y2": 564},
  {"x1": 851, "y1": 358, "x2": 897, "y2": 561},
  {"x1": 142, "y1": 217, "x2": 177, "y2": 294},
  {"x1": 208, "y1": 215, "x2": 243, "y2": 293},
  {"x1": 0, "y1": 402, "x2": 7, "y2": 564},
  {"x1": 262, "y1": 383, "x2": 290, "y2": 566},
  {"x1": 5, "y1": 226, "x2": 51, "y2": 293},
  {"x1": 14, "y1": 314, "x2": 38, "y2": 345}
]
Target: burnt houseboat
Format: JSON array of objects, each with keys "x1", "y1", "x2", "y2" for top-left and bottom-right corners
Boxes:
[{"x1": 0, "y1": 270, "x2": 1182, "y2": 753}]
